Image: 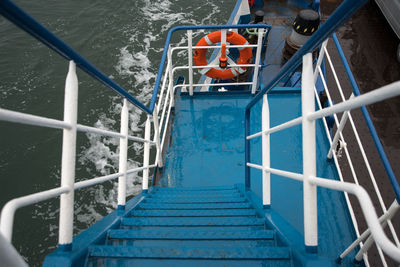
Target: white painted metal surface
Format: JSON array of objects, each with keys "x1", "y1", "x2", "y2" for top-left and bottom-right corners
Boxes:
[
  {"x1": 58, "y1": 61, "x2": 78, "y2": 247},
  {"x1": 187, "y1": 30, "x2": 194, "y2": 95},
  {"x1": 0, "y1": 186, "x2": 70, "y2": 242},
  {"x1": 118, "y1": 99, "x2": 129, "y2": 207},
  {"x1": 251, "y1": 29, "x2": 264, "y2": 94},
  {"x1": 262, "y1": 95, "x2": 270, "y2": 206},
  {"x1": 301, "y1": 53, "x2": 318, "y2": 248},
  {"x1": 142, "y1": 116, "x2": 151, "y2": 191}
]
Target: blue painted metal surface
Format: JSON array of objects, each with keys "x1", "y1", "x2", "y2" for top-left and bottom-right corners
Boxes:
[
  {"x1": 131, "y1": 209, "x2": 255, "y2": 217},
  {"x1": 332, "y1": 33, "x2": 400, "y2": 203},
  {"x1": 88, "y1": 245, "x2": 290, "y2": 259},
  {"x1": 122, "y1": 217, "x2": 265, "y2": 227},
  {"x1": 139, "y1": 202, "x2": 253, "y2": 210},
  {"x1": 108, "y1": 229, "x2": 274, "y2": 240},
  {"x1": 0, "y1": 0, "x2": 151, "y2": 114},
  {"x1": 144, "y1": 196, "x2": 246, "y2": 203}
]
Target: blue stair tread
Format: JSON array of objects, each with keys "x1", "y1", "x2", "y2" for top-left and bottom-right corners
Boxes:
[
  {"x1": 130, "y1": 209, "x2": 256, "y2": 217},
  {"x1": 139, "y1": 202, "x2": 252, "y2": 210},
  {"x1": 149, "y1": 192, "x2": 242, "y2": 198},
  {"x1": 121, "y1": 217, "x2": 265, "y2": 227},
  {"x1": 87, "y1": 258, "x2": 292, "y2": 267},
  {"x1": 89, "y1": 245, "x2": 290, "y2": 259},
  {"x1": 144, "y1": 196, "x2": 246, "y2": 203},
  {"x1": 152, "y1": 185, "x2": 236, "y2": 191},
  {"x1": 109, "y1": 229, "x2": 274, "y2": 240}
]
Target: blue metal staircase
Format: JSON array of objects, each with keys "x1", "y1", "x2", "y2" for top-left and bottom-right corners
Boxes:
[{"x1": 86, "y1": 185, "x2": 293, "y2": 266}]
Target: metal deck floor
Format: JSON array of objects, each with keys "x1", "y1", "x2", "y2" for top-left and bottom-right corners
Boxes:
[{"x1": 159, "y1": 90, "x2": 359, "y2": 265}]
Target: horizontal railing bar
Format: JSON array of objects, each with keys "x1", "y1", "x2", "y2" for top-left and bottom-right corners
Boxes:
[
  {"x1": 172, "y1": 64, "x2": 261, "y2": 72},
  {"x1": 332, "y1": 33, "x2": 400, "y2": 203},
  {"x1": 76, "y1": 124, "x2": 155, "y2": 145},
  {"x1": 307, "y1": 81, "x2": 400, "y2": 121},
  {"x1": 171, "y1": 44, "x2": 258, "y2": 51},
  {"x1": 246, "y1": 162, "x2": 263, "y2": 170},
  {"x1": 75, "y1": 165, "x2": 157, "y2": 190},
  {"x1": 0, "y1": 108, "x2": 71, "y2": 130},
  {"x1": 126, "y1": 164, "x2": 157, "y2": 175},
  {"x1": 247, "y1": 162, "x2": 305, "y2": 182},
  {"x1": 150, "y1": 24, "x2": 271, "y2": 111},
  {"x1": 247, "y1": 117, "x2": 303, "y2": 140},
  {"x1": 0, "y1": 186, "x2": 70, "y2": 242},
  {"x1": 174, "y1": 82, "x2": 253, "y2": 90},
  {"x1": 74, "y1": 173, "x2": 122, "y2": 190},
  {"x1": 0, "y1": 0, "x2": 151, "y2": 114}
]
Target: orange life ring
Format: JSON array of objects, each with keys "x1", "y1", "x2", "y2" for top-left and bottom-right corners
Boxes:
[{"x1": 193, "y1": 31, "x2": 252, "y2": 80}]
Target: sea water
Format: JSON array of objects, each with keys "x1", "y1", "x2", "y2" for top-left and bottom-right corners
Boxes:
[{"x1": 0, "y1": 0, "x2": 235, "y2": 265}]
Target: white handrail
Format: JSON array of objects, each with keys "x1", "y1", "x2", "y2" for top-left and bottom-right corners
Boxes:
[
  {"x1": 0, "y1": 108, "x2": 72, "y2": 130},
  {"x1": 245, "y1": 48, "x2": 400, "y2": 261},
  {"x1": 0, "y1": 186, "x2": 70, "y2": 242},
  {"x1": 246, "y1": 162, "x2": 400, "y2": 262},
  {"x1": 318, "y1": 44, "x2": 400, "y2": 265}
]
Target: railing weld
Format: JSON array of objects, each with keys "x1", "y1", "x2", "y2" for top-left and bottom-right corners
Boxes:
[{"x1": 0, "y1": 108, "x2": 71, "y2": 130}]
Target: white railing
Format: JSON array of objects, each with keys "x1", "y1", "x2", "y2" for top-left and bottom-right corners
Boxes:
[
  {"x1": 167, "y1": 28, "x2": 266, "y2": 95},
  {"x1": 0, "y1": 60, "x2": 170, "y2": 248},
  {"x1": 246, "y1": 51, "x2": 400, "y2": 262}
]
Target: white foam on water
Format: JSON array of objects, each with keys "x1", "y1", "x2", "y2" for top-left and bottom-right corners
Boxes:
[{"x1": 75, "y1": 0, "x2": 233, "y2": 234}]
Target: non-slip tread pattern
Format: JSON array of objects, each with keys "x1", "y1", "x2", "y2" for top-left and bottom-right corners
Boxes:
[{"x1": 89, "y1": 245, "x2": 290, "y2": 259}]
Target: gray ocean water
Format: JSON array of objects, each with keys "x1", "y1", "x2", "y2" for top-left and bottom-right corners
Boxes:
[{"x1": 0, "y1": 0, "x2": 235, "y2": 265}]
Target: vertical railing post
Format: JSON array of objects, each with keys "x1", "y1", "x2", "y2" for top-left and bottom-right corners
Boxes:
[
  {"x1": 58, "y1": 61, "x2": 78, "y2": 251},
  {"x1": 245, "y1": 108, "x2": 251, "y2": 190},
  {"x1": 251, "y1": 28, "x2": 264, "y2": 94},
  {"x1": 313, "y1": 39, "x2": 328, "y2": 84},
  {"x1": 118, "y1": 98, "x2": 129, "y2": 212},
  {"x1": 142, "y1": 116, "x2": 151, "y2": 194},
  {"x1": 302, "y1": 53, "x2": 318, "y2": 253},
  {"x1": 167, "y1": 45, "x2": 175, "y2": 105},
  {"x1": 262, "y1": 94, "x2": 271, "y2": 208},
  {"x1": 153, "y1": 108, "x2": 164, "y2": 167},
  {"x1": 187, "y1": 30, "x2": 193, "y2": 96}
]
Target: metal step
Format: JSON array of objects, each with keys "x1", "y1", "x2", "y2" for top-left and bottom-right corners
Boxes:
[
  {"x1": 149, "y1": 192, "x2": 242, "y2": 199},
  {"x1": 89, "y1": 245, "x2": 290, "y2": 260},
  {"x1": 144, "y1": 196, "x2": 246, "y2": 204},
  {"x1": 121, "y1": 217, "x2": 265, "y2": 227},
  {"x1": 130, "y1": 209, "x2": 256, "y2": 217},
  {"x1": 152, "y1": 185, "x2": 237, "y2": 191},
  {"x1": 138, "y1": 202, "x2": 252, "y2": 210},
  {"x1": 87, "y1": 258, "x2": 292, "y2": 267},
  {"x1": 108, "y1": 229, "x2": 274, "y2": 240}
]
